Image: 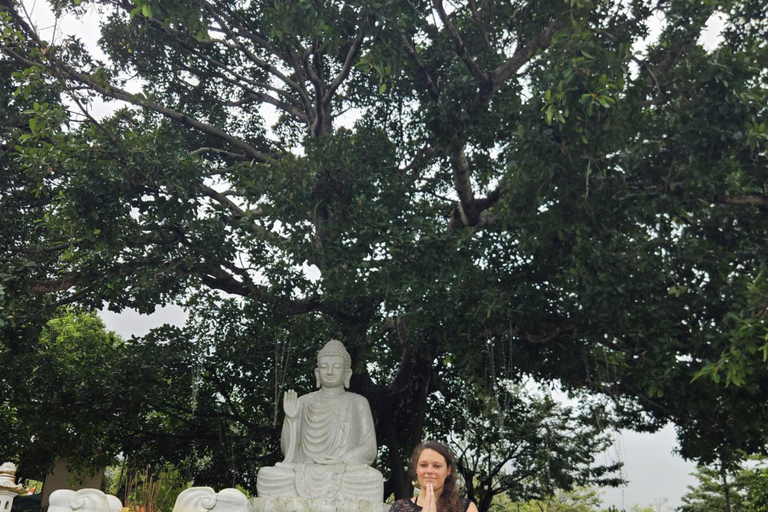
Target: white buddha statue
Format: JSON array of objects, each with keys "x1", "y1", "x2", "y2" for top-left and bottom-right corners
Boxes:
[{"x1": 256, "y1": 340, "x2": 384, "y2": 503}]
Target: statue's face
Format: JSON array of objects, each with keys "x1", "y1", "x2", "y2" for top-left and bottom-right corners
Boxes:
[{"x1": 316, "y1": 355, "x2": 349, "y2": 388}]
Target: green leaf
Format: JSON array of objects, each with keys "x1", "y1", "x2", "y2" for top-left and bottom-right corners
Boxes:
[{"x1": 545, "y1": 104, "x2": 554, "y2": 125}]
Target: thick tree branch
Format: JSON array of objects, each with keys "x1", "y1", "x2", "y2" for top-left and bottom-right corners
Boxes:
[
  {"x1": 303, "y1": 44, "x2": 326, "y2": 103},
  {"x1": 451, "y1": 145, "x2": 475, "y2": 209},
  {"x1": 212, "y1": 88, "x2": 308, "y2": 122},
  {"x1": 433, "y1": 0, "x2": 488, "y2": 84},
  {"x1": 200, "y1": 2, "x2": 310, "y2": 104},
  {"x1": 19, "y1": 242, "x2": 71, "y2": 254},
  {"x1": 243, "y1": 90, "x2": 308, "y2": 122},
  {"x1": 150, "y1": 27, "x2": 306, "y2": 111},
  {"x1": 29, "y1": 273, "x2": 80, "y2": 294},
  {"x1": 475, "y1": 185, "x2": 502, "y2": 211},
  {"x1": 27, "y1": 257, "x2": 166, "y2": 294},
  {"x1": 482, "y1": 18, "x2": 564, "y2": 105},
  {"x1": 140, "y1": 15, "x2": 238, "y2": 49},
  {"x1": 401, "y1": 36, "x2": 440, "y2": 102},
  {"x1": 190, "y1": 147, "x2": 249, "y2": 160},
  {"x1": 156, "y1": 43, "x2": 308, "y2": 117},
  {"x1": 389, "y1": 318, "x2": 418, "y2": 393},
  {"x1": 0, "y1": 0, "x2": 41, "y2": 45},
  {"x1": 468, "y1": 0, "x2": 493, "y2": 52},
  {"x1": 447, "y1": 145, "x2": 503, "y2": 229},
  {"x1": 200, "y1": 184, "x2": 276, "y2": 240},
  {"x1": 220, "y1": 259, "x2": 256, "y2": 290},
  {"x1": 196, "y1": 259, "x2": 323, "y2": 315},
  {"x1": 199, "y1": 267, "x2": 252, "y2": 297},
  {"x1": 285, "y1": 296, "x2": 323, "y2": 315},
  {"x1": 401, "y1": 146, "x2": 438, "y2": 184},
  {"x1": 203, "y1": 0, "x2": 271, "y2": 49},
  {"x1": 283, "y1": 47, "x2": 314, "y2": 115},
  {"x1": 325, "y1": 31, "x2": 366, "y2": 101},
  {"x1": 488, "y1": 451, "x2": 515, "y2": 480},
  {"x1": 717, "y1": 194, "x2": 768, "y2": 207},
  {"x1": 653, "y1": 38, "x2": 695, "y2": 76},
  {"x1": 307, "y1": 45, "x2": 332, "y2": 137},
  {"x1": 632, "y1": 39, "x2": 693, "y2": 104},
  {"x1": 4, "y1": 50, "x2": 274, "y2": 162}
]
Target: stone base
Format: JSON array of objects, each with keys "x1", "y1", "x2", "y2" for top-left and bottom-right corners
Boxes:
[{"x1": 250, "y1": 498, "x2": 388, "y2": 512}]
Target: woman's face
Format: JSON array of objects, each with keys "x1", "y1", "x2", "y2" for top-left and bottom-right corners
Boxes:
[{"x1": 416, "y1": 448, "x2": 451, "y2": 494}]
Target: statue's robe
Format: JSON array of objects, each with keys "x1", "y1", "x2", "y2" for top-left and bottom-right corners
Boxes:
[{"x1": 256, "y1": 390, "x2": 384, "y2": 502}]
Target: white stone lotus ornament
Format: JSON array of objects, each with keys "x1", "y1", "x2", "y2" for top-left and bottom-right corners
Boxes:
[
  {"x1": 171, "y1": 488, "x2": 248, "y2": 512},
  {"x1": 106, "y1": 495, "x2": 123, "y2": 512},
  {"x1": 48, "y1": 489, "x2": 122, "y2": 512}
]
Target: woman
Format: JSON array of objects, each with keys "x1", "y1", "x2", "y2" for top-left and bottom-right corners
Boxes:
[{"x1": 390, "y1": 442, "x2": 479, "y2": 512}]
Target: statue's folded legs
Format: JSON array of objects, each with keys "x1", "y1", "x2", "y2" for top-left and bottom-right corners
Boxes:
[{"x1": 257, "y1": 463, "x2": 383, "y2": 501}]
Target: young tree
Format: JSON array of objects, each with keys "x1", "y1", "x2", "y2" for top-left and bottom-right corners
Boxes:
[{"x1": 679, "y1": 457, "x2": 768, "y2": 512}]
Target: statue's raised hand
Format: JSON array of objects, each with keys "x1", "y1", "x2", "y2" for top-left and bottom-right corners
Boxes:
[{"x1": 283, "y1": 390, "x2": 299, "y2": 419}]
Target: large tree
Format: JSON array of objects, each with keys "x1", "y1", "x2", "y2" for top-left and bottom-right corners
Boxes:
[{"x1": 1, "y1": 0, "x2": 767, "y2": 502}]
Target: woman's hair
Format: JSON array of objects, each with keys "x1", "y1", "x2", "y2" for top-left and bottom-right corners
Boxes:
[{"x1": 409, "y1": 441, "x2": 463, "y2": 512}]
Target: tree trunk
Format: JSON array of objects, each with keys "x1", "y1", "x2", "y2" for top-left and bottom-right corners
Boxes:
[
  {"x1": 477, "y1": 490, "x2": 495, "y2": 512},
  {"x1": 721, "y1": 463, "x2": 731, "y2": 512},
  {"x1": 384, "y1": 410, "x2": 411, "y2": 500}
]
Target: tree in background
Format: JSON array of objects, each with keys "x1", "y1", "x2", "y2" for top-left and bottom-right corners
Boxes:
[
  {"x1": 1, "y1": 310, "x2": 130, "y2": 475},
  {"x1": 0, "y1": 307, "x2": 283, "y2": 488},
  {"x1": 747, "y1": 468, "x2": 768, "y2": 512},
  {"x1": 1, "y1": 0, "x2": 767, "y2": 500},
  {"x1": 507, "y1": 487, "x2": 604, "y2": 512},
  {"x1": 451, "y1": 385, "x2": 621, "y2": 511},
  {"x1": 499, "y1": 488, "x2": 673, "y2": 512},
  {"x1": 679, "y1": 456, "x2": 768, "y2": 512}
]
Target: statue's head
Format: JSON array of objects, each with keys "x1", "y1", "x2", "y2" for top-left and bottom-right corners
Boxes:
[{"x1": 315, "y1": 339, "x2": 353, "y2": 389}]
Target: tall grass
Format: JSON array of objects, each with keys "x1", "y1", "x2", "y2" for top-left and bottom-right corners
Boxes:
[{"x1": 122, "y1": 468, "x2": 177, "y2": 512}]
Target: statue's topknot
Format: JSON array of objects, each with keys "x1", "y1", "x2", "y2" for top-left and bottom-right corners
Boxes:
[{"x1": 317, "y1": 339, "x2": 352, "y2": 368}]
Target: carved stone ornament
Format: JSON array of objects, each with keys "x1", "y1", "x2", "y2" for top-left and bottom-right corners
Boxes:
[
  {"x1": 171, "y1": 488, "x2": 248, "y2": 512},
  {"x1": 0, "y1": 463, "x2": 24, "y2": 494},
  {"x1": 0, "y1": 462, "x2": 25, "y2": 512},
  {"x1": 48, "y1": 489, "x2": 123, "y2": 512}
]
